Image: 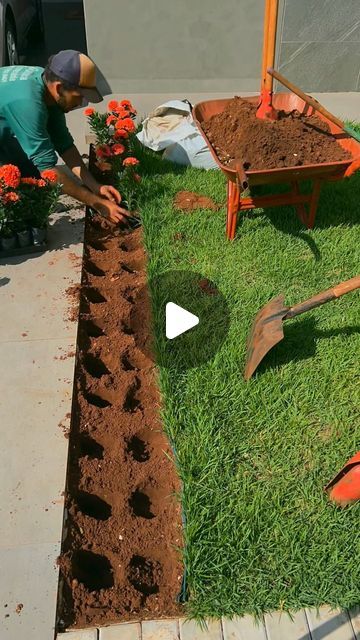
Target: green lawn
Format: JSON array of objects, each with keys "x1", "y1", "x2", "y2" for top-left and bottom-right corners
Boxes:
[{"x1": 136, "y1": 142, "x2": 360, "y2": 618}]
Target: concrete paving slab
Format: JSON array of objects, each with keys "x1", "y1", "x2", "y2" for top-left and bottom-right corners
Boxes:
[
  {"x1": 265, "y1": 610, "x2": 310, "y2": 640},
  {"x1": 99, "y1": 623, "x2": 141, "y2": 639},
  {"x1": 0, "y1": 542, "x2": 60, "y2": 640},
  {"x1": 350, "y1": 607, "x2": 360, "y2": 639},
  {"x1": 57, "y1": 631, "x2": 98, "y2": 640},
  {"x1": 306, "y1": 607, "x2": 356, "y2": 640},
  {"x1": 0, "y1": 202, "x2": 84, "y2": 640},
  {"x1": 222, "y1": 615, "x2": 267, "y2": 640},
  {"x1": 0, "y1": 211, "x2": 83, "y2": 342},
  {"x1": 0, "y1": 338, "x2": 74, "y2": 548},
  {"x1": 179, "y1": 619, "x2": 222, "y2": 640},
  {"x1": 142, "y1": 619, "x2": 179, "y2": 640}
]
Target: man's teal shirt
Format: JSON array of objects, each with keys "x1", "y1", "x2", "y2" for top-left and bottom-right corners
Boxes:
[{"x1": 0, "y1": 65, "x2": 74, "y2": 171}]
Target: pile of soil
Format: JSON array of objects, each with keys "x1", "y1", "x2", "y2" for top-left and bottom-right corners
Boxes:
[
  {"x1": 174, "y1": 191, "x2": 220, "y2": 212},
  {"x1": 57, "y1": 215, "x2": 183, "y2": 630},
  {"x1": 201, "y1": 97, "x2": 351, "y2": 170}
]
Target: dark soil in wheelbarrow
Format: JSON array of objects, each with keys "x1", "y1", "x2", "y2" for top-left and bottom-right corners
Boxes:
[
  {"x1": 202, "y1": 97, "x2": 351, "y2": 170},
  {"x1": 57, "y1": 215, "x2": 183, "y2": 630}
]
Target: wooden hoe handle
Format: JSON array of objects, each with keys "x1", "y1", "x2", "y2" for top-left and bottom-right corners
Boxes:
[{"x1": 286, "y1": 275, "x2": 360, "y2": 319}]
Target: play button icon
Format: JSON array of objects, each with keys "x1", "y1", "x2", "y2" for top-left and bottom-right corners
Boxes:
[
  {"x1": 130, "y1": 269, "x2": 230, "y2": 371},
  {"x1": 166, "y1": 302, "x2": 199, "y2": 339}
]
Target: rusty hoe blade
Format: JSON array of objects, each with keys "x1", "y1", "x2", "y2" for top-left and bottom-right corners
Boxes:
[
  {"x1": 244, "y1": 274, "x2": 360, "y2": 380},
  {"x1": 244, "y1": 295, "x2": 288, "y2": 380}
]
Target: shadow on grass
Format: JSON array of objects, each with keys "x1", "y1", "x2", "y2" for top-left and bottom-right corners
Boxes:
[
  {"x1": 255, "y1": 316, "x2": 360, "y2": 375},
  {"x1": 243, "y1": 172, "x2": 360, "y2": 260}
]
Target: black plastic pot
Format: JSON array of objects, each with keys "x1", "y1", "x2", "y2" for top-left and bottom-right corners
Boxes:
[
  {"x1": 31, "y1": 226, "x2": 47, "y2": 245},
  {"x1": 1, "y1": 234, "x2": 17, "y2": 250},
  {"x1": 17, "y1": 228, "x2": 32, "y2": 248}
]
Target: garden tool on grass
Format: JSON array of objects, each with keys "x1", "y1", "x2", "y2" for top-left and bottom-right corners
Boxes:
[
  {"x1": 325, "y1": 451, "x2": 360, "y2": 506},
  {"x1": 244, "y1": 275, "x2": 360, "y2": 380},
  {"x1": 267, "y1": 68, "x2": 360, "y2": 143},
  {"x1": 256, "y1": 0, "x2": 279, "y2": 120}
]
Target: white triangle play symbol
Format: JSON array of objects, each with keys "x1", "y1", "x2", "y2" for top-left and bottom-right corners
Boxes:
[{"x1": 165, "y1": 302, "x2": 199, "y2": 339}]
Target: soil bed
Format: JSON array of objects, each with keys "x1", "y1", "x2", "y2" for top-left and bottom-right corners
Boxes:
[
  {"x1": 57, "y1": 214, "x2": 183, "y2": 630},
  {"x1": 201, "y1": 97, "x2": 351, "y2": 170}
]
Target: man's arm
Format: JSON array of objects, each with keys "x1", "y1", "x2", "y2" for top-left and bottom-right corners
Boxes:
[
  {"x1": 61, "y1": 145, "x2": 101, "y2": 195},
  {"x1": 52, "y1": 165, "x2": 128, "y2": 224}
]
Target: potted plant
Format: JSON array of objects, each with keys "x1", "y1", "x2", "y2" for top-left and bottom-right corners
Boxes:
[
  {"x1": 0, "y1": 164, "x2": 21, "y2": 250},
  {"x1": 84, "y1": 100, "x2": 142, "y2": 213},
  {"x1": 20, "y1": 170, "x2": 61, "y2": 245}
]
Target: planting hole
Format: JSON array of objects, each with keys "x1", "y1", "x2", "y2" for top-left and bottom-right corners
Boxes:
[
  {"x1": 76, "y1": 492, "x2": 112, "y2": 520},
  {"x1": 126, "y1": 435, "x2": 150, "y2": 462},
  {"x1": 120, "y1": 321, "x2": 134, "y2": 336},
  {"x1": 79, "y1": 435, "x2": 104, "y2": 459},
  {"x1": 128, "y1": 556, "x2": 160, "y2": 596},
  {"x1": 88, "y1": 240, "x2": 106, "y2": 252},
  {"x1": 72, "y1": 551, "x2": 114, "y2": 591},
  {"x1": 129, "y1": 490, "x2": 155, "y2": 519},
  {"x1": 85, "y1": 261, "x2": 105, "y2": 277},
  {"x1": 84, "y1": 392, "x2": 111, "y2": 409},
  {"x1": 84, "y1": 320, "x2": 104, "y2": 338},
  {"x1": 121, "y1": 263, "x2": 135, "y2": 274},
  {"x1": 124, "y1": 291, "x2": 135, "y2": 304},
  {"x1": 85, "y1": 288, "x2": 107, "y2": 304},
  {"x1": 83, "y1": 354, "x2": 110, "y2": 379},
  {"x1": 121, "y1": 353, "x2": 135, "y2": 371},
  {"x1": 119, "y1": 242, "x2": 129, "y2": 252},
  {"x1": 123, "y1": 380, "x2": 142, "y2": 413}
]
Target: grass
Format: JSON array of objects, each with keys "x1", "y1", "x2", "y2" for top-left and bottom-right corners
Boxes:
[{"x1": 135, "y1": 139, "x2": 360, "y2": 618}]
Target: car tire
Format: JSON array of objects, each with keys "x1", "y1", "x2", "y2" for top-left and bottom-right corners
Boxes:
[{"x1": 4, "y1": 18, "x2": 19, "y2": 65}]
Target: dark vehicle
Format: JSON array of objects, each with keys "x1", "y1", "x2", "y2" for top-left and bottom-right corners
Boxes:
[{"x1": 0, "y1": 0, "x2": 44, "y2": 66}]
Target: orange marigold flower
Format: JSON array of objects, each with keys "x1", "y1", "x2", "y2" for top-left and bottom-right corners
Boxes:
[
  {"x1": 37, "y1": 179, "x2": 47, "y2": 188},
  {"x1": 111, "y1": 143, "x2": 125, "y2": 155},
  {"x1": 96, "y1": 144, "x2": 112, "y2": 158},
  {"x1": 106, "y1": 114, "x2": 117, "y2": 126},
  {"x1": 41, "y1": 169, "x2": 58, "y2": 183},
  {"x1": 120, "y1": 99, "x2": 136, "y2": 113},
  {"x1": 107, "y1": 100, "x2": 119, "y2": 112},
  {"x1": 114, "y1": 129, "x2": 128, "y2": 140},
  {"x1": 0, "y1": 164, "x2": 21, "y2": 189},
  {"x1": 84, "y1": 107, "x2": 95, "y2": 117},
  {"x1": 123, "y1": 157, "x2": 139, "y2": 167},
  {"x1": 21, "y1": 177, "x2": 38, "y2": 186},
  {"x1": 114, "y1": 106, "x2": 128, "y2": 119},
  {"x1": 121, "y1": 118, "x2": 136, "y2": 133},
  {"x1": 3, "y1": 191, "x2": 20, "y2": 203}
]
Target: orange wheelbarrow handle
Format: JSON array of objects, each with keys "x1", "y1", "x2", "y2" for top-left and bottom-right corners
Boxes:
[
  {"x1": 325, "y1": 451, "x2": 360, "y2": 506},
  {"x1": 344, "y1": 158, "x2": 360, "y2": 178}
]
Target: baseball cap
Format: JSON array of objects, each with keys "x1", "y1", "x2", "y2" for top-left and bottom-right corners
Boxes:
[{"x1": 47, "y1": 50, "x2": 103, "y2": 103}]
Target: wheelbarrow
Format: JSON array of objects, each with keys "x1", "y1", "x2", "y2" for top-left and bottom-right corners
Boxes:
[
  {"x1": 325, "y1": 451, "x2": 360, "y2": 507},
  {"x1": 192, "y1": 0, "x2": 360, "y2": 240},
  {"x1": 193, "y1": 96, "x2": 360, "y2": 240}
]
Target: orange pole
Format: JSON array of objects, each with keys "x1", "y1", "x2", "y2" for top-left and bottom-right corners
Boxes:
[
  {"x1": 265, "y1": 0, "x2": 279, "y2": 93},
  {"x1": 257, "y1": 0, "x2": 279, "y2": 119},
  {"x1": 260, "y1": 0, "x2": 271, "y2": 93}
]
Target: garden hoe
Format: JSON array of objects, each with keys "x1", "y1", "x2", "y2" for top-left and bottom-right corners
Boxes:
[
  {"x1": 325, "y1": 451, "x2": 360, "y2": 507},
  {"x1": 244, "y1": 274, "x2": 360, "y2": 380}
]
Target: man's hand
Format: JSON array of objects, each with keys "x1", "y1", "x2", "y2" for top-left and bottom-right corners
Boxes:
[
  {"x1": 98, "y1": 184, "x2": 121, "y2": 204},
  {"x1": 95, "y1": 198, "x2": 130, "y2": 224}
]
